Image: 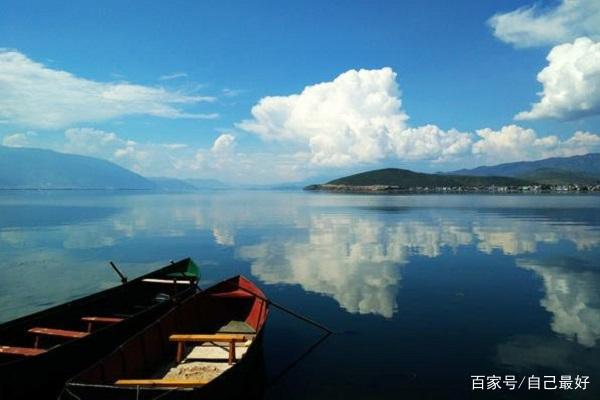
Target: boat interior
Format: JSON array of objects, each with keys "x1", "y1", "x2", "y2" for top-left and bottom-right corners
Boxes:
[
  {"x1": 70, "y1": 278, "x2": 268, "y2": 390},
  {"x1": 0, "y1": 277, "x2": 194, "y2": 363}
]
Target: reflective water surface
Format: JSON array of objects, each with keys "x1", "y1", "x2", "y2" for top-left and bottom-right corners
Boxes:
[{"x1": 1, "y1": 191, "x2": 599, "y2": 398}]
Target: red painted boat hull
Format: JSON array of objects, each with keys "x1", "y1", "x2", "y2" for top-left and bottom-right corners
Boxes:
[{"x1": 63, "y1": 275, "x2": 270, "y2": 400}]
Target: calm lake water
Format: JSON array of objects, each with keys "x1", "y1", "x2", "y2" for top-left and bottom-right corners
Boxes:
[{"x1": 1, "y1": 191, "x2": 599, "y2": 399}]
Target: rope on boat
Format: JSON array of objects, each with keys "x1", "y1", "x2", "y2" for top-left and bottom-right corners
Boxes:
[
  {"x1": 58, "y1": 279, "x2": 332, "y2": 400},
  {"x1": 217, "y1": 279, "x2": 335, "y2": 390},
  {"x1": 267, "y1": 330, "x2": 332, "y2": 388},
  {"x1": 268, "y1": 300, "x2": 333, "y2": 333},
  {"x1": 224, "y1": 283, "x2": 333, "y2": 334},
  {"x1": 147, "y1": 387, "x2": 180, "y2": 400},
  {"x1": 60, "y1": 387, "x2": 82, "y2": 400}
]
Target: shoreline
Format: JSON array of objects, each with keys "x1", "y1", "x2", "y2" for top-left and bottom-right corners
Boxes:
[{"x1": 305, "y1": 183, "x2": 600, "y2": 194}]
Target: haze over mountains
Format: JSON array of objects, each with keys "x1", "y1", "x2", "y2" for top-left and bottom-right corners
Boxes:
[
  {"x1": 448, "y1": 153, "x2": 600, "y2": 185},
  {"x1": 146, "y1": 177, "x2": 198, "y2": 191},
  {"x1": 0, "y1": 146, "x2": 227, "y2": 190},
  {"x1": 1, "y1": 146, "x2": 599, "y2": 190},
  {"x1": 0, "y1": 146, "x2": 153, "y2": 189}
]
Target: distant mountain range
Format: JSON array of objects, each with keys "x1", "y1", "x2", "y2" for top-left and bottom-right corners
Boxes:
[
  {"x1": 0, "y1": 146, "x2": 153, "y2": 189},
  {"x1": 448, "y1": 153, "x2": 600, "y2": 184},
  {"x1": 0, "y1": 146, "x2": 233, "y2": 190},
  {"x1": 184, "y1": 178, "x2": 230, "y2": 189},
  {"x1": 306, "y1": 153, "x2": 600, "y2": 192},
  {"x1": 0, "y1": 146, "x2": 335, "y2": 190},
  {"x1": 146, "y1": 177, "x2": 198, "y2": 191},
  {"x1": 2, "y1": 146, "x2": 599, "y2": 190}
]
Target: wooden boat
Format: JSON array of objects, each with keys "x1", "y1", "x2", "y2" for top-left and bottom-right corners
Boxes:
[
  {"x1": 62, "y1": 275, "x2": 269, "y2": 400},
  {"x1": 0, "y1": 258, "x2": 200, "y2": 400}
]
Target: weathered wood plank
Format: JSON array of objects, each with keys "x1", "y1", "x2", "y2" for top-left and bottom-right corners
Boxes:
[
  {"x1": 0, "y1": 345, "x2": 46, "y2": 356},
  {"x1": 169, "y1": 334, "x2": 249, "y2": 364},
  {"x1": 114, "y1": 379, "x2": 207, "y2": 387},
  {"x1": 169, "y1": 334, "x2": 248, "y2": 342},
  {"x1": 28, "y1": 327, "x2": 89, "y2": 339},
  {"x1": 81, "y1": 316, "x2": 124, "y2": 332},
  {"x1": 81, "y1": 316, "x2": 124, "y2": 324}
]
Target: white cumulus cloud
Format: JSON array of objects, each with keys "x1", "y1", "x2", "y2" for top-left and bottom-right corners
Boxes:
[
  {"x1": 52, "y1": 127, "x2": 186, "y2": 175},
  {"x1": 13, "y1": 127, "x2": 316, "y2": 183},
  {"x1": 391, "y1": 124, "x2": 472, "y2": 162},
  {"x1": 238, "y1": 68, "x2": 473, "y2": 166},
  {"x1": 473, "y1": 125, "x2": 600, "y2": 164},
  {"x1": 488, "y1": 0, "x2": 600, "y2": 48},
  {"x1": 211, "y1": 133, "x2": 236, "y2": 154},
  {"x1": 238, "y1": 67, "x2": 600, "y2": 166},
  {"x1": 43, "y1": 125, "x2": 599, "y2": 180},
  {"x1": 2, "y1": 131, "x2": 37, "y2": 147},
  {"x1": 515, "y1": 37, "x2": 600, "y2": 121},
  {"x1": 0, "y1": 50, "x2": 217, "y2": 129},
  {"x1": 238, "y1": 68, "x2": 407, "y2": 166}
]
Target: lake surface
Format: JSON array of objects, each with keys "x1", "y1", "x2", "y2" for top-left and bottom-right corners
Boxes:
[{"x1": 1, "y1": 191, "x2": 599, "y2": 398}]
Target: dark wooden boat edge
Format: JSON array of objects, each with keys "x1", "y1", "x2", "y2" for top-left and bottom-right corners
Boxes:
[
  {"x1": 0, "y1": 258, "x2": 200, "y2": 400},
  {"x1": 0, "y1": 258, "x2": 198, "y2": 333},
  {"x1": 62, "y1": 275, "x2": 270, "y2": 400}
]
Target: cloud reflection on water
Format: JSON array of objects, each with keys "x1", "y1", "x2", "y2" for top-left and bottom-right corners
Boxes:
[
  {"x1": 517, "y1": 258, "x2": 600, "y2": 347},
  {"x1": 239, "y1": 210, "x2": 600, "y2": 322},
  {"x1": 237, "y1": 215, "x2": 479, "y2": 317},
  {"x1": 1, "y1": 194, "x2": 599, "y2": 349},
  {"x1": 496, "y1": 334, "x2": 600, "y2": 373}
]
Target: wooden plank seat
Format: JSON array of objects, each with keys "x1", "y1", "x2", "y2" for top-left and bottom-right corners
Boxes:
[
  {"x1": 115, "y1": 379, "x2": 207, "y2": 387},
  {"x1": 0, "y1": 345, "x2": 46, "y2": 357},
  {"x1": 28, "y1": 327, "x2": 89, "y2": 348},
  {"x1": 142, "y1": 278, "x2": 193, "y2": 285},
  {"x1": 169, "y1": 334, "x2": 249, "y2": 365},
  {"x1": 81, "y1": 316, "x2": 124, "y2": 332}
]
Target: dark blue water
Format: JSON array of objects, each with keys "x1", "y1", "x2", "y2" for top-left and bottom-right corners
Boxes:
[{"x1": 1, "y1": 191, "x2": 599, "y2": 398}]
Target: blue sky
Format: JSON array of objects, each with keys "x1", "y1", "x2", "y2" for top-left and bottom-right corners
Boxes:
[{"x1": 1, "y1": 0, "x2": 600, "y2": 183}]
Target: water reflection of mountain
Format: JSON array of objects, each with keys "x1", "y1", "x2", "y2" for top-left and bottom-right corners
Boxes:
[
  {"x1": 476, "y1": 206, "x2": 600, "y2": 227},
  {"x1": 0, "y1": 204, "x2": 118, "y2": 228}
]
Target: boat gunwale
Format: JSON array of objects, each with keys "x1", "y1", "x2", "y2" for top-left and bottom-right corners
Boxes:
[
  {"x1": 0, "y1": 258, "x2": 197, "y2": 368},
  {"x1": 63, "y1": 274, "x2": 269, "y2": 395},
  {"x1": 0, "y1": 258, "x2": 195, "y2": 328}
]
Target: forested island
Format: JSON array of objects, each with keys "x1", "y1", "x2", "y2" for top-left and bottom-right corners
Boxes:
[{"x1": 305, "y1": 154, "x2": 600, "y2": 193}]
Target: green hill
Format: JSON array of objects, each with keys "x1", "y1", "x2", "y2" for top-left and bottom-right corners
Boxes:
[
  {"x1": 450, "y1": 153, "x2": 600, "y2": 184},
  {"x1": 516, "y1": 168, "x2": 600, "y2": 185},
  {"x1": 0, "y1": 146, "x2": 154, "y2": 189},
  {"x1": 316, "y1": 168, "x2": 532, "y2": 188}
]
